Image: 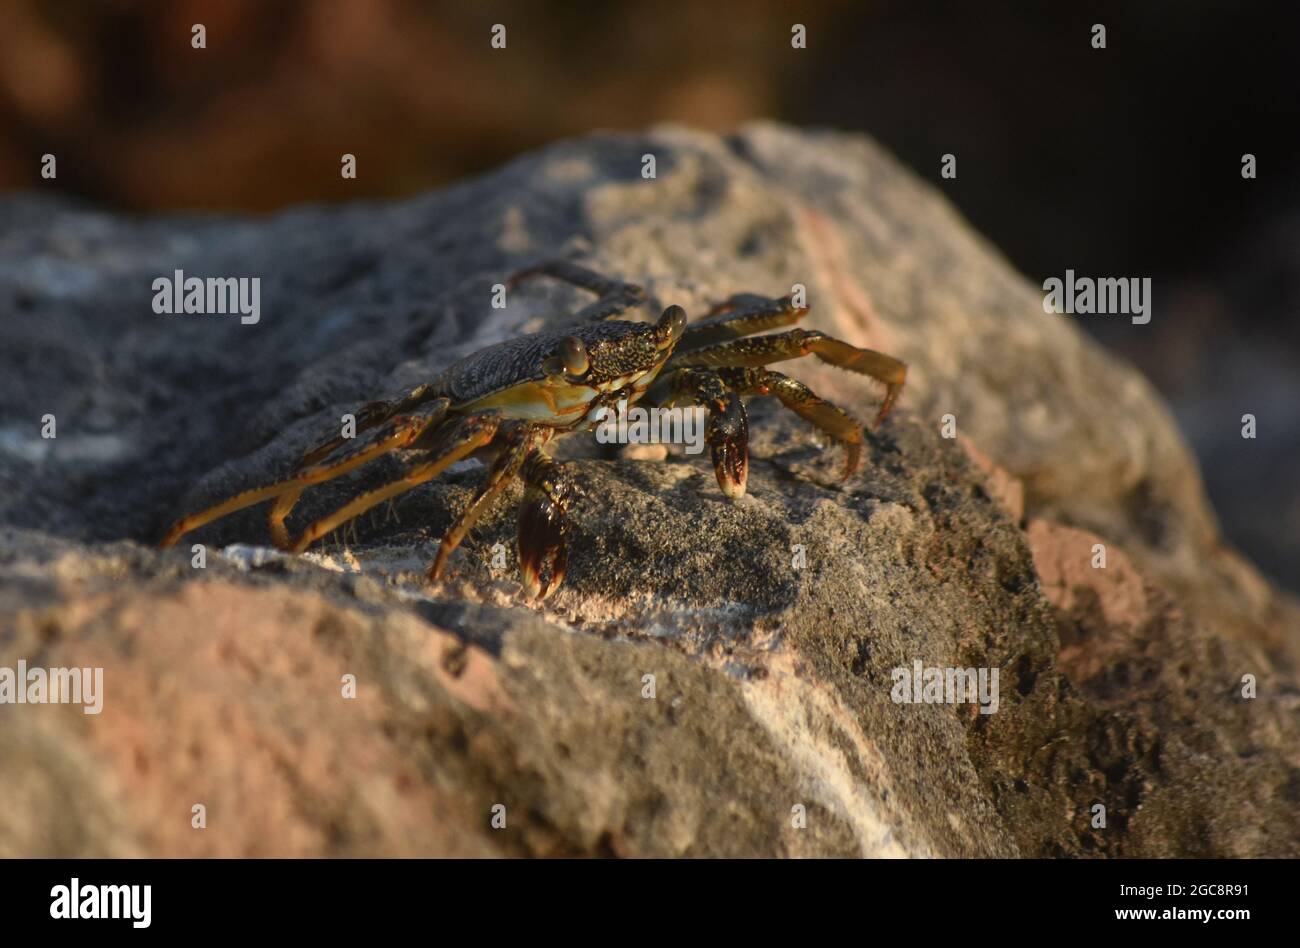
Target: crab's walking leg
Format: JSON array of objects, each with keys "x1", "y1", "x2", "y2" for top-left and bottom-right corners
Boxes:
[
  {"x1": 428, "y1": 424, "x2": 546, "y2": 583},
  {"x1": 287, "y1": 413, "x2": 501, "y2": 553},
  {"x1": 159, "y1": 412, "x2": 442, "y2": 550},
  {"x1": 507, "y1": 260, "x2": 646, "y2": 322},
  {"x1": 297, "y1": 387, "x2": 446, "y2": 469},
  {"x1": 266, "y1": 397, "x2": 451, "y2": 549},
  {"x1": 661, "y1": 368, "x2": 750, "y2": 499},
  {"x1": 675, "y1": 293, "x2": 808, "y2": 351},
  {"x1": 516, "y1": 450, "x2": 578, "y2": 601},
  {"x1": 668, "y1": 328, "x2": 906, "y2": 427},
  {"x1": 266, "y1": 488, "x2": 302, "y2": 550},
  {"x1": 719, "y1": 367, "x2": 864, "y2": 479}
]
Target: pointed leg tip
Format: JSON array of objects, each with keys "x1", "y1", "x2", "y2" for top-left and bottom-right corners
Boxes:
[
  {"x1": 268, "y1": 524, "x2": 292, "y2": 551},
  {"x1": 428, "y1": 543, "x2": 454, "y2": 583},
  {"x1": 717, "y1": 472, "x2": 748, "y2": 500}
]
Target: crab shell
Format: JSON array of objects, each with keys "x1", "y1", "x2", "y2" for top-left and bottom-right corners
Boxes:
[{"x1": 434, "y1": 317, "x2": 682, "y2": 427}]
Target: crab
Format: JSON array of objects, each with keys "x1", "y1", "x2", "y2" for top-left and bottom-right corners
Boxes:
[{"x1": 159, "y1": 261, "x2": 907, "y2": 599}]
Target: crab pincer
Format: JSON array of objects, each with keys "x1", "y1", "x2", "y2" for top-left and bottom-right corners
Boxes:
[
  {"x1": 517, "y1": 455, "x2": 575, "y2": 601},
  {"x1": 707, "y1": 390, "x2": 749, "y2": 499}
]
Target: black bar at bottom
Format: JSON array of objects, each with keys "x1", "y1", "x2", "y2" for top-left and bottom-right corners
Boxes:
[{"x1": 0, "y1": 857, "x2": 1284, "y2": 935}]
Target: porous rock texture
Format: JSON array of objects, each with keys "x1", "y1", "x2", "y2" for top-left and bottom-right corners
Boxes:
[{"x1": 1, "y1": 123, "x2": 1297, "y2": 857}]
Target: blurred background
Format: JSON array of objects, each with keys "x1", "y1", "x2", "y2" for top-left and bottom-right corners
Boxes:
[{"x1": 1, "y1": 0, "x2": 1296, "y2": 591}]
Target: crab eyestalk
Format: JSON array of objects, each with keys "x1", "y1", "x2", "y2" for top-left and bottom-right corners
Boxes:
[
  {"x1": 654, "y1": 304, "x2": 688, "y2": 350},
  {"x1": 559, "y1": 335, "x2": 589, "y2": 375},
  {"x1": 517, "y1": 455, "x2": 574, "y2": 601},
  {"x1": 542, "y1": 335, "x2": 591, "y2": 379},
  {"x1": 707, "y1": 391, "x2": 749, "y2": 499}
]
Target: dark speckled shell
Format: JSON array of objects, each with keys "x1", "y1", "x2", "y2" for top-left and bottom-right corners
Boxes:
[{"x1": 433, "y1": 320, "x2": 659, "y2": 404}]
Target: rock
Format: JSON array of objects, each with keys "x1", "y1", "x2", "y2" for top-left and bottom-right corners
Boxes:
[{"x1": 0, "y1": 123, "x2": 1296, "y2": 857}]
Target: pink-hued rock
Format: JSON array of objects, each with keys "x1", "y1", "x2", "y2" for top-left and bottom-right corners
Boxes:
[{"x1": 1, "y1": 125, "x2": 1296, "y2": 856}]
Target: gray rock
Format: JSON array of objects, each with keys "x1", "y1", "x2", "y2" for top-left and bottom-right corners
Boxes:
[{"x1": 1, "y1": 123, "x2": 1296, "y2": 857}]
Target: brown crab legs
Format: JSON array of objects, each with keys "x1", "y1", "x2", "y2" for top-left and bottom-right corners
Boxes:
[
  {"x1": 159, "y1": 260, "x2": 906, "y2": 601},
  {"x1": 159, "y1": 411, "x2": 574, "y2": 599},
  {"x1": 643, "y1": 291, "x2": 906, "y2": 499}
]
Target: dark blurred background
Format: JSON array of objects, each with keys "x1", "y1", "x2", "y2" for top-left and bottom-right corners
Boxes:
[{"x1": 1, "y1": 0, "x2": 1296, "y2": 591}]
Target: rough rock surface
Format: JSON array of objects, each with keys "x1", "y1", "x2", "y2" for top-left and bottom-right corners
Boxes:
[{"x1": 1, "y1": 123, "x2": 1297, "y2": 857}]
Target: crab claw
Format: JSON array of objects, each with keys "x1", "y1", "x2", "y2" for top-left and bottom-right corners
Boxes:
[
  {"x1": 708, "y1": 392, "x2": 749, "y2": 500},
  {"x1": 518, "y1": 484, "x2": 569, "y2": 601}
]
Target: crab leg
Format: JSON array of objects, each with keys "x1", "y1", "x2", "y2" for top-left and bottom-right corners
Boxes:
[
  {"x1": 718, "y1": 367, "x2": 864, "y2": 479},
  {"x1": 667, "y1": 328, "x2": 906, "y2": 427},
  {"x1": 428, "y1": 423, "x2": 546, "y2": 582},
  {"x1": 516, "y1": 451, "x2": 578, "y2": 600},
  {"x1": 159, "y1": 412, "x2": 441, "y2": 550},
  {"x1": 507, "y1": 259, "x2": 646, "y2": 322},
  {"x1": 297, "y1": 387, "x2": 446, "y2": 469},
  {"x1": 265, "y1": 396, "x2": 452, "y2": 548},
  {"x1": 286, "y1": 413, "x2": 501, "y2": 553},
  {"x1": 675, "y1": 292, "x2": 807, "y2": 351},
  {"x1": 659, "y1": 368, "x2": 750, "y2": 499}
]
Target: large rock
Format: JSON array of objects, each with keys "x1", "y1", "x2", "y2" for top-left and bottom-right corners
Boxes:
[{"x1": 1, "y1": 123, "x2": 1296, "y2": 857}]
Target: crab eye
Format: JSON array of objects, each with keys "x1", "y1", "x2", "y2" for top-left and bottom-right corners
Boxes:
[
  {"x1": 655, "y1": 305, "x2": 687, "y2": 348},
  {"x1": 559, "y1": 336, "x2": 589, "y2": 375}
]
